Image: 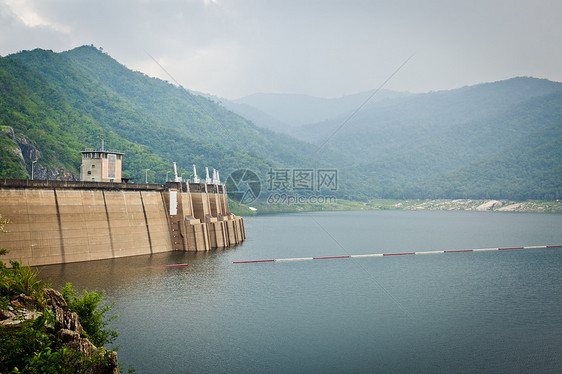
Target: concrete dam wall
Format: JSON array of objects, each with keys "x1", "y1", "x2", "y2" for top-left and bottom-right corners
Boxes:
[{"x1": 0, "y1": 179, "x2": 245, "y2": 266}]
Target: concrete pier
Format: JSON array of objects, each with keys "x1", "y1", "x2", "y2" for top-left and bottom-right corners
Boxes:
[{"x1": 0, "y1": 179, "x2": 245, "y2": 266}]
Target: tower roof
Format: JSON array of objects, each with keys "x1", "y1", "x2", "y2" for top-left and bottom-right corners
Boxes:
[{"x1": 81, "y1": 148, "x2": 124, "y2": 155}]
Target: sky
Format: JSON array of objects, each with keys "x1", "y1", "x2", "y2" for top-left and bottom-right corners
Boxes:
[{"x1": 1, "y1": 0, "x2": 561, "y2": 99}]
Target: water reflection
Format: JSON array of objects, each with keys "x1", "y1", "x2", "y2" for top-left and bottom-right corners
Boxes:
[
  {"x1": 37, "y1": 249, "x2": 232, "y2": 295},
  {"x1": 32, "y1": 211, "x2": 562, "y2": 373}
]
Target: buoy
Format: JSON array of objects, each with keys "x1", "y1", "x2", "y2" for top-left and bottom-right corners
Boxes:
[
  {"x1": 233, "y1": 245, "x2": 562, "y2": 264},
  {"x1": 232, "y1": 259, "x2": 275, "y2": 264},
  {"x1": 382, "y1": 252, "x2": 415, "y2": 256}
]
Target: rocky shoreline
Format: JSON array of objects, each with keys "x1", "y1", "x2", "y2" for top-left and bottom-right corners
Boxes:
[
  {"x1": 245, "y1": 198, "x2": 562, "y2": 215},
  {"x1": 1, "y1": 288, "x2": 119, "y2": 373},
  {"x1": 383, "y1": 199, "x2": 562, "y2": 213}
]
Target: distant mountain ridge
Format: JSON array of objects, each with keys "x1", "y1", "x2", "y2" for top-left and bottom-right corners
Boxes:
[
  {"x1": 230, "y1": 89, "x2": 410, "y2": 131},
  {"x1": 294, "y1": 77, "x2": 562, "y2": 147},
  {"x1": 0, "y1": 46, "x2": 560, "y2": 201},
  {"x1": 292, "y1": 77, "x2": 562, "y2": 200}
]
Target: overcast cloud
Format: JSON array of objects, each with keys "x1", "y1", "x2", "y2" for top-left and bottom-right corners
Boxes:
[{"x1": 1, "y1": 0, "x2": 561, "y2": 99}]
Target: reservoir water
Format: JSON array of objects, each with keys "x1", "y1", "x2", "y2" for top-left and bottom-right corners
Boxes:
[{"x1": 38, "y1": 210, "x2": 562, "y2": 373}]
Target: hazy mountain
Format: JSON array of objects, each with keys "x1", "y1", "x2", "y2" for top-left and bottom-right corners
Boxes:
[
  {"x1": 295, "y1": 77, "x2": 562, "y2": 143},
  {"x1": 233, "y1": 89, "x2": 410, "y2": 129},
  {"x1": 0, "y1": 46, "x2": 560, "y2": 201},
  {"x1": 294, "y1": 77, "x2": 562, "y2": 200},
  {"x1": 219, "y1": 100, "x2": 292, "y2": 134}
]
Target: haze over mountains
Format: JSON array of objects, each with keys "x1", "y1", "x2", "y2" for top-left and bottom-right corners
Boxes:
[
  {"x1": 227, "y1": 89, "x2": 410, "y2": 132},
  {"x1": 225, "y1": 77, "x2": 562, "y2": 200},
  {"x1": 0, "y1": 46, "x2": 561, "y2": 201}
]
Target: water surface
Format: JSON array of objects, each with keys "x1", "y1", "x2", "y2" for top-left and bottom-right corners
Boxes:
[{"x1": 39, "y1": 210, "x2": 562, "y2": 373}]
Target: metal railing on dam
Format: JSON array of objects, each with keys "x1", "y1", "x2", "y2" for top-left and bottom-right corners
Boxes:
[
  {"x1": 1, "y1": 179, "x2": 227, "y2": 194},
  {"x1": 0, "y1": 179, "x2": 166, "y2": 191}
]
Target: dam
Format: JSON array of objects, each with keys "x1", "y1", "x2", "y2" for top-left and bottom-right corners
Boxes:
[{"x1": 0, "y1": 178, "x2": 245, "y2": 266}]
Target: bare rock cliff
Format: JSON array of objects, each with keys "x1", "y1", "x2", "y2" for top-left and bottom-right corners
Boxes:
[{"x1": 0, "y1": 126, "x2": 77, "y2": 180}]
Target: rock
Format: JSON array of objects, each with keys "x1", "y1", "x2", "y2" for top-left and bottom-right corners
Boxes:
[
  {"x1": 0, "y1": 307, "x2": 42, "y2": 326},
  {"x1": 42, "y1": 288, "x2": 119, "y2": 373},
  {"x1": 56, "y1": 328, "x2": 81, "y2": 343},
  {"x1": 43, "y1": 288, "x2": 83, "y2": 333},
  {"x1": 12, "y1": 293, "x2": 36, "y2": 309},
  {"x1": 0, "y1": 294, "x2": 41, "y2": 325},
  {"x1": 88, "y1": 349, "x2": 120, "y2": 374},
  {"x1": 0, "y1": 308, "x2": 15, "y2": 320},
  {"x1": 476, "y1": 200, "x2": 499, "y2": 211},
  {"x1": 2, "y1": 288, "x2": 119, "y2": 373},
  {"x1": 0, "y1": 317, "x2": 22, "y2": 326},
  {"x1": 497, "y1": 203, "x2": 521, "y2": 211},
  {"x1": 43, "y1": 288, "x2": 68, "y2": 309},
  {"x1": 101, "y1": 350, "x2": 119, "y2": 374},
  {"x1": 56, "y1": 329, "x2": 120, "y2": 374},
  {"x1": 56, "y1": 328, "x2": 96, "y2": 356},
  {"x1": 0, "y1": 126, "x2": 78, "y2": 180}
]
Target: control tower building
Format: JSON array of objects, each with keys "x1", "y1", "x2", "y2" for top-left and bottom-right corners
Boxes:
[{"x1": 80, "y1": 149, "x2": 124, "y2": 183}]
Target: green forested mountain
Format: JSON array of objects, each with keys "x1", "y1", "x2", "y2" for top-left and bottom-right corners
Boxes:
[
  {"x1": 0, "y1": 46, "x2": 560, "y2": 201},
  {"x1": 423, "y1": 92, "x2": 562, "y2": 201},
  {"x1": 0, "y1": 53, "x2": 173, "y2": 181},
  {"x1": 1, "y1": 46, "x2": 330, "y2": 185},
  {"x1": 288, "y1": 77, "x2": 562, "y2": 200}
]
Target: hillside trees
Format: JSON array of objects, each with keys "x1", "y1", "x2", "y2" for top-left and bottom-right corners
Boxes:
[{"x1": 1, "y1": 46, "x2": 560, "y2": 201}]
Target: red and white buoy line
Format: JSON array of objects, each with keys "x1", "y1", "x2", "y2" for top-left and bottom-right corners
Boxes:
[
  {"x1": 144, "y1": 263, "x2": 188, "y2": 268},
  {"x1": 233, "y1": 245, "x2": 562, "y2": 264}
]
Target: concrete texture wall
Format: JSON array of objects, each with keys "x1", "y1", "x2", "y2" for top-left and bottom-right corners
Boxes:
[
  {"x1": 163, "y1": 186, "x2": 243, "y2": 252},
  {"x1": 0, "y1": 180, "x2": 244, "y2": 266},
  {"x1": 191, "y1": 192, "x2": 211, "y2": 221},
  {"x1": 0, "y1": 188, "x2": 173, "y2": 266},
  {"x1": 183, "y1": 218, "x2": 210, "y2": 251}
]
